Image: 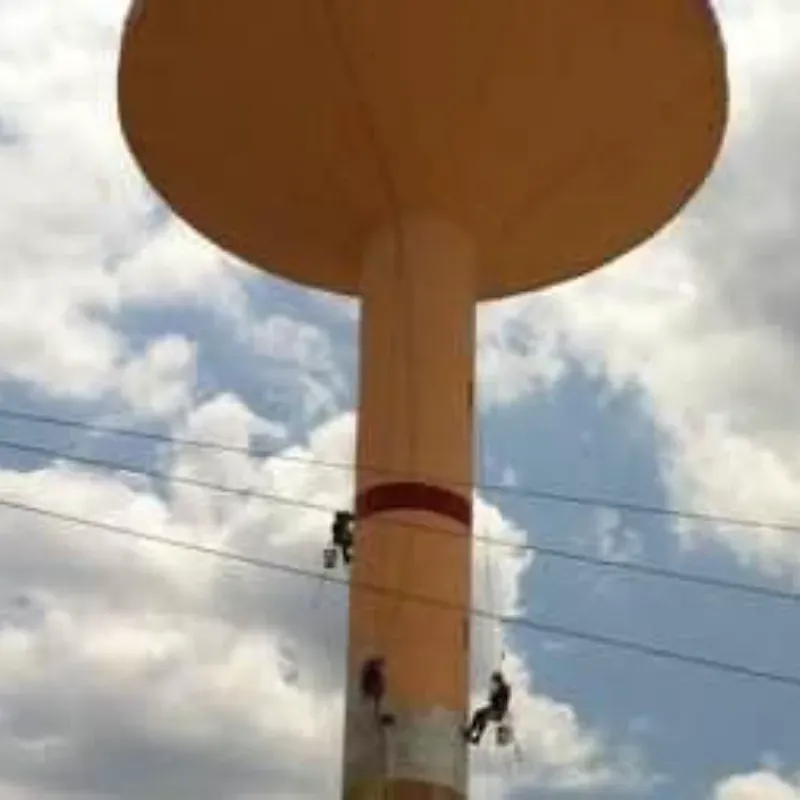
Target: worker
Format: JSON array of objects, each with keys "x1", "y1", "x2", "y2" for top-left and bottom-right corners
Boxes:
[
  {"x1": 463, "y1": 670, "x2": 510, "y2": 744},
  {"x1": 360, "y1": 656, "x2": 395, "y2": 726},
  {"x1": 332, "y1": 510, "x2": 355, "y2": 565}
]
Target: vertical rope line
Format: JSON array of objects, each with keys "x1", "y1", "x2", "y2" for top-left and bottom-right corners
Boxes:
[
  {"x1": 475, "y1": 394, "x2": 503, "y2": 673},
  {"x1": 321, "y1": 0, "x2": 406, "y2": 660}
]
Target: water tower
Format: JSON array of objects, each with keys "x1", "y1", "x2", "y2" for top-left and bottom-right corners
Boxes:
[{"x1": 117, "y1": 2, "x2": 727, "y2": 798}]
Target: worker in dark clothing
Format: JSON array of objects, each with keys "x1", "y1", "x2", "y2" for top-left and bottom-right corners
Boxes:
[
  {"x1": 332, "y1": 510, "x2": 355, "y2": 565},
  {"x1": 464, "y1": 671, "x2": 510, "y2": 744},
  {"x1": 360, "y1": 656, "x2": 385, "y2": 710},
  {"x1": 359, "y1": 656, "x2": 395, "y2": 726}
]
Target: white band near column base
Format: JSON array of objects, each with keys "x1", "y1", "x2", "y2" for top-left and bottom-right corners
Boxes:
[{"x1": 343, "y1": 698, "x2": 467, "y2": 796}]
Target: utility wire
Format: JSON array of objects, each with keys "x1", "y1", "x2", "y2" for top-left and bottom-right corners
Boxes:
[
  {"x1": 1, "y1": 493, "x2": 799, "y2": 691},
  {"x1": 1, "y1": 435, "x2": 799, "y2": 606},
  {"x1": 0, "y1": 406, "x2": 797, "y2": 537}
]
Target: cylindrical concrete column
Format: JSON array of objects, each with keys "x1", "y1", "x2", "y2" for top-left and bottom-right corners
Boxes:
[{"x1": 343, "y1": 216, "x2": 476, "y2": 800}]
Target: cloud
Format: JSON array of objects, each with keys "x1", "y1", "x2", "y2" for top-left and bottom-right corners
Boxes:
[
  {"x1": 0, "y1": 0, "x2": 144, "y2": 396},
  {"x1": 0, "y1": 403, "x2": 647, "y2": 798},
  {"x1": 0, "y1": 403, "x2": 339, "y2": 799},
  {"x1": 242, "y1": 313, "x2": 346, "y2": 426},
  {"x1": 713, "y1": 770, "x2": 800, "y2": 800},
  {"x1": 0, "y1": 0, "x2": 248, "y2": 406},
  {"x1": 118, "y1": 335, "x2": 197, "y2": 420},
  {"x1": 477, "y1": 298, "x2": 568, "y2": 409},
  {"x1": 112, "y1": 216, "x2": 250, "y2": 318},
  {"x1": 478, "y1": 0, "x2": 800, "y2": 585}
]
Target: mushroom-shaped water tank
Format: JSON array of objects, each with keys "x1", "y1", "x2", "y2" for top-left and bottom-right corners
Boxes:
[{"x1": 118, "y1": 0, "x2": 727, "y2": 299}]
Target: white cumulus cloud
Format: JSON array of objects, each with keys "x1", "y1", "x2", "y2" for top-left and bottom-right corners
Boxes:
[
  {"x1": 0, "y1": 406, "x2": 647, "y2": 797},
  {"x1": 478, "y1": 0, "x2": 800, "y2": 586},
  {"x1": 713, "y1": 770, "x2": 800, "y2": 800}
]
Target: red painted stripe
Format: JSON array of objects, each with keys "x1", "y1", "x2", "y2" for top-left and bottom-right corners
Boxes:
[{"x1": 356, "y1": 481, "x2": 471, "y2": 527}]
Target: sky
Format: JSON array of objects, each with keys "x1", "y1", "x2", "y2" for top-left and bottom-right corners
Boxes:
[{"x1": 0, "y1": 1, "x2": 799, "y2": 798}]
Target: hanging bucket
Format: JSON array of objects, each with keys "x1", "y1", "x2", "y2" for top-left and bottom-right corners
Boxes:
[
  {"x1": 496, "y1": 722, "x2": 513, "y2": 747},
  {"x1": 323, "y1": 546, "x2": 338, "y2": 569}
]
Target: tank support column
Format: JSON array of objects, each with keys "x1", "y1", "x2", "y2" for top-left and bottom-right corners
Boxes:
[{"x1": 343, "y1": 216, "x2": 476, "y2": 800}]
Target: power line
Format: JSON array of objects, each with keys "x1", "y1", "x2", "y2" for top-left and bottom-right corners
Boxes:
[
  {"x1": 0, "y1": 405, "x2": 796, "y2": 537},
  {"x1": 1, "y1": 435, "x2": 799, "y2": 606},
  {"x1": 1, "y1": 493, "x2": 799, "y2": 691}
]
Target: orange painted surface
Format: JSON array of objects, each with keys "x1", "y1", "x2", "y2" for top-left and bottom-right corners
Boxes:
[
  {"x1": 118, "y1": 0, "x2": 727, "y2": 299},
  {"x1": 348, "y1": 217, "x2": 474, "y2": 713},
  {"x1": 337, "y1": 217, "x2": 473, "y2": 797}
]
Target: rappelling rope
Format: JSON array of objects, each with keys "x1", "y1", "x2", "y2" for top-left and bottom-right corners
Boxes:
[
  {"x1": 475, "y1": 407, "x2": 504, "y2": 677},
  {"x1": 305, "y1": 569, "x2": 332, "y2": 739},
  {"x1": 320, "y1": 0, "x2": 403, "y2": 659},
  {"x1": 475, "y1": 402, "x2": 520, "y2": 791}
]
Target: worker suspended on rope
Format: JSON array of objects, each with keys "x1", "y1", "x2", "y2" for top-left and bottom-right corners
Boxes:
[
  {"x1": 464, "y1": 670, "x2": 511, "y2": 745},
  {"x1": 359, "y1": 656, "x2": 395, "y2": 727},
  {"x1": 324, "y1": 510, "x2": 355, "y2": 569},
  {"x1": 333, "y1": 510, "x2": 355, "y2": 564}
]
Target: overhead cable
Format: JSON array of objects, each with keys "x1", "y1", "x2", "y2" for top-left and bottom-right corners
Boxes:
[
  {"x1": 0, "y1": 435, "x2": 797, "y2": 606},
  {"x1": 1, "y1": 494, "x2": 799, "y2": 691},
  {"x1": 0, "y1": 406, "x2": 795, "y2": 536}
]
